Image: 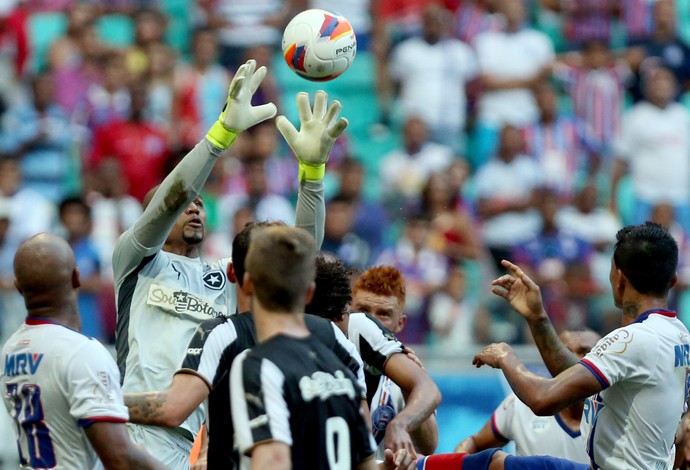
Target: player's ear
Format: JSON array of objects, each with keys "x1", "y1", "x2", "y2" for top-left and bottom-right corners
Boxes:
[
  {"x1": 670, "y1": 272, "x2": 678, "y2": 290},
  {"x1": 227, "y1": 262, "x2": 237, "y2": 284},
  {"x1": 398, "y1": 314, "x2": 407, "y2": 332},
  {"x1": 72, "y1": 267, "x2": 81, "y2": 289},
  {"x1": 304, "y1": 281, "x2": 316, "y2": 306}
]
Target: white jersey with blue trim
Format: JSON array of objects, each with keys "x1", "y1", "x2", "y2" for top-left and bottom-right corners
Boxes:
[
  {"x1": 370, "y1": 375, "x2": 405, "y2": 460},
  {"x1": 491, "y1": 393, "x2": 588, "y2": 463},
  {"x1": 1, "y1": 319, "x2": 128, "y2": 470},
  {"x1": 579, "y1": 310, "x2": 690, "y2": 470}
]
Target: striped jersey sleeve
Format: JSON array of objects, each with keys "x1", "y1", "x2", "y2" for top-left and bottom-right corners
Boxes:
[
  {"x1": 230, "y1": 351, "x2": 291, "y2": 454},
  {"x1": 176, "y1": 316, "x2": 237, "y2": 389},
  {"x1": 347, "y1": 313, "x2": 405, "y2": 375}
]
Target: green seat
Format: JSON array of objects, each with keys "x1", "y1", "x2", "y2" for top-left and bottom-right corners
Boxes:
[
  {"x1": 97, "y1": 14, "x2": 134, "y2": 47},
  {"x1": 29, "y1": 12, "x2": 67, "y2": 73}
]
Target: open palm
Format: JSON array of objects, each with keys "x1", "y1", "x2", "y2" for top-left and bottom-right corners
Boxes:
[{"x1": 491, "y1": 260, "x2": 545, "y2": 321}]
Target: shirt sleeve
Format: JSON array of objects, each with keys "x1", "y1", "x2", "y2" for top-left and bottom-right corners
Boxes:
[
  {"x1": 330, "y1": 322, "x2": 367, "y2": 399},
  {"x1": 176, "y1": 317, "x2": 235, "y2": 390},
  {"x1": 491, "y1": 394, "x2": 517, "y2": 441},
  {"x1": 64, "y1": 340, "x2": 129, "y2": 427},
  {"x1": 579, "y1": 326, "x2": 650, "y2": 389},
  {"x1": 112, "y1": 138, "x2": 224, "y2": 282},
  {"x1": 231, "y1": 351, "x2": 292, "y2": 455},
  {"x1": 347, "y1": 313, "x2": 405, "y2": 376},
  {"x1": 295, "y1": 180, "x2": 325, "y2": 251}
]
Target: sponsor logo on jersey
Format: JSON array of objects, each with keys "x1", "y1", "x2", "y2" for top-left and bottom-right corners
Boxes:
[
  {"x1": 593, "y1": 329, "x2": 633, "y2": 356},
  {"x1": 147, "y1": 284, "x2": 227, "y2": 319},
  {"x1": 675, "y1": 344, "x2": 690, "y2": 367},
  {"x1": 4, "y1": 353, "x2": 43, "y2": 376},
  {"x1": 531, "y1": 418, "x2": 550, "y2": 432},
  {"x1": 186, "y1": 348, "x2": 203, "y2": 356},
  {"x1": 203, "y1": 270, "x2": 226, "y2": 290},
  {"x1": 299, "y1": 370, "x2": 355, "y2": 401}
]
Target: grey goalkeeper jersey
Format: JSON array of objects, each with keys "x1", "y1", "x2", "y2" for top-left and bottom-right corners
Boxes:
[{"x1": 113, "y1": 138, "x2": 325, "y2": 439}]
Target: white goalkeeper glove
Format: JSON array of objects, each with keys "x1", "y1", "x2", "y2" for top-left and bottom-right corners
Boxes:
[
  {"x1": 276, "y1": 90, "x2": 349, "y2": 182},
  {"x1": 206, "y1": 59, "x2": 278, "y2": 149}
]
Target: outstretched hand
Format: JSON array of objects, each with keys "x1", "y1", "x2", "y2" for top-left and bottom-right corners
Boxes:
[
  {"x1": 491, "y1": 260, "x2": 545, "y2": 322},
  {"x1": 472, "y1": 342, "x2": 514, "y2": 369},
  {"x1": 381, "y1": 448, "x2": 415, "y2": 470},
  {"x1": 276, "y1": 90, "x2": 348, "y2": 181}
]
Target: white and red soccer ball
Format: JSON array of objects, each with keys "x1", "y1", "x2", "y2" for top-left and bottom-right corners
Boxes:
[{"x1": 282, "y1": 9, "x2": 357, "y2": 82}]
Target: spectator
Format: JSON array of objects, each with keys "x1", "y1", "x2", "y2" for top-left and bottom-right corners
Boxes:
[
  {"x1": 376, "y1": 213, "x2": 448, "y2": 344},
  {"x1": 612, "y1": 67, "x2": 690, "y2": 231},
  {"x1": 474, "y1": 125, "x2": 542, "y2": 270},
  {"x1": 321, "y1": 194, "x2": 371, "y2": 269},
  {"x1": 145, "y1": 42, "x2": 176, "y2": 131},
  {"x1": 125, "y1": 8, "x2": 167, "y2": 79},
  {"x1": 453, "y1": 0, "x2": 502, "y2": 45},
  {"x1": 521, "y1": 81, "x2": 602, "y2": 201},
  {"x1": 216, "y1": 158, "x2": 295, "y2": 244},
  {"x1": 428, "y1": 264, "x2": 491, "y2": 351},
  {"x1": 621, "y1": 0, "x2": 655, "y2": 43},
  {"x1": 379, "y1": 115, "x2": 455, "y2": 211},
  {"x1": 88, "y1": 83, "x2": 169, "y2": 201},
  {"x1": 513, "y1": 187, "x2": 595, "y2": 331},
  {"x1": 335, "y1": 158, "x2": 389, "y2": 259},
  {"x1": 48, "y1": 3, "x2": 100, "y2": 71},
  {"x1": 0, "y1": 1, "x2": 28, "y2": 109},
  {"x1": 550, "y1": 0, "x2": 618, "y2": 49},
  {"x1": 628, "y1": 0, "x2": 690, "y2": 101},
  {"x1": 1, "y1": 72, "x2": 73, "y2": 202},
  {"x1": 58, "y1": 196, "x2": 104, "y2": 340},
  {"x1": 82, "y1": 51, "x2": 131, "y2": 131},
  {"x1": 553, "y1": 40, "x2": 631, "y2": 152},
  {"x1": 198, "y1": 0, "x2": 296, "y2": 70},
  {"x1": 473, "y1": 0, "x2": 554, "y2": 167},
  {"x1": 175, "y1": 27, "x2": 231, "y2": 148},
  {"x1": 0, "y1": 157, "x2": 54, "y2": 248},
  {"x1": 388, "y1": 3, "x2": 478, "y2": 153},
  {"x1": 421, "y1": 171, "x2": 483, "y2": 263}
]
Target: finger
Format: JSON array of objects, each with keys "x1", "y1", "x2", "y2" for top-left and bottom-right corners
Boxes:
[
  {"x1": 252, "y1": 102, "x2": 278, "y2": 124},
  {"x1": 324, "y1": 99, "x2": 342, "y2": 125},
  {"x1": 313, "y1": 90, "x2": 327, "y2": 120},
  {"x1": 228, "y1": 73, "x2": 246, "y2": 100},
  {"x1": 491, "y1": 274, "x2": 515, "y2": 285},
  {"x1": 244, "y1": 59, "x2": 257, "y2": 78},
  {"x1": 501, "y1": 260, "x2": 539, "y2": 290},
  {"x1": 491, "y1": 285, "x2": 509, "y2": 298},
  {"x1": 248, "y1": 65, "x2": 268, "y2": 95},
  {"x1": 276, "y1": 115, "x2": 298, "y2": 145},
  {"x1": 296, "y1": 92, "x2": 312, "y2": 123},
  {"x1": 327, "y1": 117, "x2": 348, "y2": 139}
]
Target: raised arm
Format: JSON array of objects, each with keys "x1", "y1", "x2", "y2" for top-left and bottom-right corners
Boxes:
[
  {"x1": 472, "y1": 343, "x2": 602, "y2": 416},
  {"x1": 491, "y1": 260, "x2": 579, "y2": 375},
  {"x1": 112, "y1": 59, "x2": 277, "y2": 278},
  {"x1": 277, "y1": 91, "x2": 348, "y2": 250}
]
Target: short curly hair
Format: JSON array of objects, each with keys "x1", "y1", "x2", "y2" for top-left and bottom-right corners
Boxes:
[
  {"x1": 305, "y1": 255, "x2": 353, "y2": 320},
  {"x1": 353, "y1": 265, "x2": 406, "y2": 306}
]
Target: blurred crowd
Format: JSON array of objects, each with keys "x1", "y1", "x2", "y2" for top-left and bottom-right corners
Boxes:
[{"x1": 0, "y1": 0, "x2": 689, "y2": 352}]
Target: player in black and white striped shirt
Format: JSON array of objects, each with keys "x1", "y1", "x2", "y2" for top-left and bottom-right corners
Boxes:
[{"x1": 229, "y1": 225, "x2": 375, "y2": 469}]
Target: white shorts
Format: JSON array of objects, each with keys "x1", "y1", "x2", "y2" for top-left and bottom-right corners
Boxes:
[{"x1": 127, "y1": 423, "x2": 194, "y2": 470}]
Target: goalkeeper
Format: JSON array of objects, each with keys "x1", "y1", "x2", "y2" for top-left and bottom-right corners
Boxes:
[{"x1": 112, "y1": 59, "x2": 344, "y2": 469}]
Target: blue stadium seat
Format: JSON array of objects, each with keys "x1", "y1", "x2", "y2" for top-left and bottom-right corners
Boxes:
[{"x1": 97, "y1": 14, "x2": 135, "y2": 47}]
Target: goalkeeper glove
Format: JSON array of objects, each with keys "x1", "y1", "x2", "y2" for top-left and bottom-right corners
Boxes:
[
  {"x1": 276, "y1": 91, "x2": 348, "y2": 182},
  {"x1": 206, "y1": 59, "x2": 278, "y2": 149}
]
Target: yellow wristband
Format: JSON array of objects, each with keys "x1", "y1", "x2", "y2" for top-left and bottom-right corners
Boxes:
[
  {"x1": 299, "y1": 162, "x2": 326, "y2": 182},
  {"x1": 206, "y1": 121, "x2": 239, "y2": 149}
]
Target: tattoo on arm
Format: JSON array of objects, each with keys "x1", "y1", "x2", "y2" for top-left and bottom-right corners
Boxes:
[
  {"x1": 530, "y1": 319, "x2": 578, "y2": 376},
  {"x1": 124, "y1": 392, "x2": 168, "y2": 426}
]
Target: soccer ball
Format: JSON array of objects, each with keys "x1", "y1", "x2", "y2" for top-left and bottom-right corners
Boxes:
[{"x1": 282, "y1": 9, "x2": 357, "y2": 82}]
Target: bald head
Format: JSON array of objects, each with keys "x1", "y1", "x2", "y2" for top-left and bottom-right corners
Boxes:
[
  {"x1": 14, "y1": 233, "x2": 78, "y2": 300},
  {"x1": 560, "y1": 329, "x2": 602, "y2": 359},
  {"x1": 143, "y1": 184, "x2": 161, "y2": 210}
]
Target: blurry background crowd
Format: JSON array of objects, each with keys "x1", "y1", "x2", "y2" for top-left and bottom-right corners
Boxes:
[{"x1": 0, "y1": 0, "x2": 689, "y2": 353}]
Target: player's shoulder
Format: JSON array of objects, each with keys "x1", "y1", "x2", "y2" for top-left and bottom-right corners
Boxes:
[
  {"x1": 349, "y1": 312, "x2": 398, "y2": 340},
  {"x1": 305, "y1": 314, "x2": 335, "y2": 342}
]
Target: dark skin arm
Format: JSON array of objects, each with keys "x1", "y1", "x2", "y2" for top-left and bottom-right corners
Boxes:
[
  {"x1": 383, "y1": 353, "x2": 441, "y2": 457},
  {"x1": 491, "y1": 260, "x2": 580, "y2": 376},
  {"x1": 454, "y1": 418, "x2": 508, "y2": 453},
  {"x1": 124, "y1": 373, "x2": 210, "y2": 428},
  {"x1": 85, "y1": 422, "x2": 168, "y2": 469},
  {"x1": 473, "y1": 343, "x2": 603, "y2": 416}
]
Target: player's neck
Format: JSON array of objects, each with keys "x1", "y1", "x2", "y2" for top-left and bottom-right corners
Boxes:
[
  {"x1": 27, "y1": 307, "x2": 81, "y2": 332},
  {"x1": 163, "y1": 242, "x2": 201, "y2": 258},
  {"x1": 253, "y1": 306, "x2": 309, "y2": 343},
  {"x1": 621, "y1": 296, "x2": 669, "y2": 323}
]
